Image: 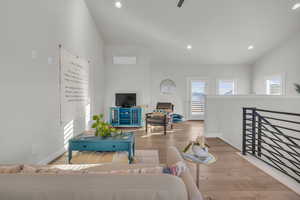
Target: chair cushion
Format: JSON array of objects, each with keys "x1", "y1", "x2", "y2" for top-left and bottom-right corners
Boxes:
[
  {"x1": 149, "y1": 113, "x2": 166, "y2": 119},
  {"x1": 147, "y1": 118, "x2": 166, "y2": 123},
  {"x1": 156, "y1": 102, "x2": 174, "y2": 111}
]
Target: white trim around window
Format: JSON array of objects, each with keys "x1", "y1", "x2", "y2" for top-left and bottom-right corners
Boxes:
[
  {"x1": 264, "y1": 74, "x2": 285, "y2": 96},
  {"x1": 216, "y1": 79, "x2": 237, "y2": 95}
]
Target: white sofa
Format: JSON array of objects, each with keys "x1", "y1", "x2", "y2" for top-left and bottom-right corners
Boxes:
[{"x1": 0, "y1": 147, "x2": 203, "y2": 200}]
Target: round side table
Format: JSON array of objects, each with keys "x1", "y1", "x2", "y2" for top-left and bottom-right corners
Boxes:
[{"x1": 182, "y1": 153, "x2": 216, "y2": 189}]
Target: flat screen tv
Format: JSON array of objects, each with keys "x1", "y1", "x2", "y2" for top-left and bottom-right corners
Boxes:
[{"x1": 115, "y1": 93, "x2": 136, "y2": 107}]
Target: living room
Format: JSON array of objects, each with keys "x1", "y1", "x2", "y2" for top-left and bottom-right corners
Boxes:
[{"x1": 1, "y1": 0, "x2": 300, "y2": 200}]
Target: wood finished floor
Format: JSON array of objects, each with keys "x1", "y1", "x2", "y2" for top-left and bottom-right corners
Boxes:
[
  {"x1": 133, "y1": 121, "x2": 299, "y2": 200},
  {"x1": 54, "y1": 121, "x2": 300, "y2": 200}
]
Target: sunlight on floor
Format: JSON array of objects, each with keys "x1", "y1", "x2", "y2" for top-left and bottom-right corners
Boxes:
[
  {"x1": 141, "y1": 127, "x2": 184, "y2": 138},
  {"x1": 141, "y1": 132, "x2": 165, "y2": 138}
]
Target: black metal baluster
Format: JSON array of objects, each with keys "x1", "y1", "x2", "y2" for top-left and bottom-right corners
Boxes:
[
  {"x1": 257, "y1": 116, "x2": 262, "y2": 157},
  {"x1": 252, "y1": 108, "x2": 256, "y2": 156},
  {"x1": 242, "y1": 108, "x2": 247, "y2": 155},
  {"x1": 242, "y1": 107, "x2": 300, "y2": 183}
]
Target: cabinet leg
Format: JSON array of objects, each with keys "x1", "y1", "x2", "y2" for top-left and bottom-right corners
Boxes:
[
  {"x1": 68, "y1": 148, "x2": 72, "y2": 164},
  {"x1": 133, "y1": 143, "x2": 135, "y2": 156},
  {"x1": 128, "y1": 150, "x2": 132, "y2": 164}
]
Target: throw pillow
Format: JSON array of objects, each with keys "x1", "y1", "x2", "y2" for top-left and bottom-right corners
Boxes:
[{"x1": 164, "y1": 161, "x2": 187, "y2": 177}]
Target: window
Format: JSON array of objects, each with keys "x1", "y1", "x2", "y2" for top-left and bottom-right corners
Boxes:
[
  {"x1": 218, "y1": 80, "x2": 236, "y2": 95},
  {"x1": 266, "y1": 78, "x2": 282, "y2": 95},
  {"x1": 85, "y1": 103, "x2": 91, "y2": 130},
  {"x1": 191, "y1": 80, "x2": 206, "y2": 115}
]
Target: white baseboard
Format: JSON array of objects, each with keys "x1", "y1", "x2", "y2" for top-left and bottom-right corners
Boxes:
[
  {"x1": 219, "y1": 136, "x2": 241, "y2": 150},
  {"x1": 238, "y1": 152, "x2": 300, "y2": 195},
  {"x1": 38, "y1": 147, "x2": 66, "y2": 165}
]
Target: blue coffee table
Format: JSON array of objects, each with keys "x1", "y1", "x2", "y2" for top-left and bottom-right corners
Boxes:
[{"x1": 68, "y1": 132, "x2": 135, "y2": 164}]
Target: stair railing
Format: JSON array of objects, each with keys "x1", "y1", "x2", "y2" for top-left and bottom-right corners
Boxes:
[{"x1": 242, "y1": 107, "x2": 300, "y2": 183}]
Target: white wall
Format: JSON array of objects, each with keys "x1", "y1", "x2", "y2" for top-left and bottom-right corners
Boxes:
[
  {"x1": 103, "y1": 45, "x2": 151, "y2": 118},
  {"x1": 0, "y1": 0, "x2": 105, "y2": 164},
  {"x1": 205, "y1": 95, "x2": 300, "y2": 149},
  {"x1": 104, "y1": 46, "x2": 252, "y2": 118},
  {"x1": 150, "y1": 64, "x2": 252, "y2": 117},
  {"x1": 252, "y1": 31, "x2": 300, "y2": 96}
]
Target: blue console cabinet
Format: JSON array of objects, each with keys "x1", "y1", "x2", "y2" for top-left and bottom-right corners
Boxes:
[{"x1": 110, "y1": 107, "x2": 143, "y2": 127}]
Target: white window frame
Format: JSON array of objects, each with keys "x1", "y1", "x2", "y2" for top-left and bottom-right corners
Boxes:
[
  {"x1": 216, "y1": 79, "x2": 237, "y2": 95},
  {"x1": 264, "y1": 75, "x2": 285, "y2": 96},
  {"x1": 186, "y1": 77, "x2": 209, "y2": 99},
  {"x1": 186, "y1": 77, "x2": 209, "y2": 120}
]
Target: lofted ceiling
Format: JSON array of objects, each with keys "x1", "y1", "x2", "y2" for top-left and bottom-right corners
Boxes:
[{"x1": 85, "y1": 0, "x2": 300, "y2": 65}]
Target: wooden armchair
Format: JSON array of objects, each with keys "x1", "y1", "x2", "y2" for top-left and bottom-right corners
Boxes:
[{"x1": 145, "y1": 102, "x2": 174, "y2": 135}]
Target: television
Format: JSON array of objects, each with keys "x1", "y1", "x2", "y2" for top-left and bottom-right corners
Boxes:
[{"x1": 115, "y1": 93, "x2": 137, "y2": 107}]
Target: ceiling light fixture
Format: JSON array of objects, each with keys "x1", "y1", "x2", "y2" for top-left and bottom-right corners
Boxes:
[
  {"x1": 177, "y1": 0, "x2": 185, "y2": 8},
  {"x1": 292, "y1": 3, "x2": 300, "y2": 10},
  {"x1": 248, "y1": 45, "x2": 254, "y2": 50},
  {"x1": 187, "y1": 45, "x2": 192, "y2": 50},
  {"x1": 114, "y1": 1, "x2": 122, "y2": 8}
]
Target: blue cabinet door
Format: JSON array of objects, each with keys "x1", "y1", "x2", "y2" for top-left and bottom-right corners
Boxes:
[
  {"x1": 131, "y1": 108, "x2": 141, "y2": 126},
  {"x1": 110, "y1": 108, "x2": 119, "y2": 126},
  {"x1": 110, "y1": 107, "x2": 142, "y2": 127}
]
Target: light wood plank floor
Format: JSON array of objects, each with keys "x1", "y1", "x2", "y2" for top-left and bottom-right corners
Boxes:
[{"x1": 53, "y1": 121, "x2": 300, "y2": 200}]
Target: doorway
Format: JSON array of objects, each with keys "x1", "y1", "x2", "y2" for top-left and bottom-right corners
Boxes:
[{"x1": 187, "y1": 78, "x2": 207, "y2": 120}]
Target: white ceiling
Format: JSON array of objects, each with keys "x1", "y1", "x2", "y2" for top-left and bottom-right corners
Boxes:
[{"x1": 85, "y1": 0, "x2": 300, "y2": 65}]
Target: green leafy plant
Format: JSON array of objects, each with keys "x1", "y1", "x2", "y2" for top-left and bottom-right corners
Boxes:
[
  {"x1": 91, "y1": 114, "x2": 117, "y2": 137},
  {"x1": 295, "y1": 83, "x2": 300, "y2": 94}
]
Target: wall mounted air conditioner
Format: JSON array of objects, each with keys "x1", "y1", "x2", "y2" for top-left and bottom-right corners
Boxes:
[{"x1": 113, "y1": 56, "x2": 137, "y2": 65}]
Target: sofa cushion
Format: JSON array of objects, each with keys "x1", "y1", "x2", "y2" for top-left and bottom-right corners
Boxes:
[
  {"x1": 167, "y1": 147, "x2": 204, "y2": 200},
  {"x1": 0, "y1": 165, "x2": 23, "y2": 174},
  {"x1": 0, "y1": 174, "x2": 188, "y2": 200},
  {"x1": 86, "y1": 167, "x2": 164, "y2": 175},
  {"x1": 21, "y1": 165, "x2": 58, "y2": 174},
  {"x1": 20, "y1": 164, "x2": 166, "y2": 176},
  {"x1": 84, "y1": 164, "x2": 164, "y2": 175},
  {"x1": 82, "y1": 163, "x2": 166, "y2": 172},
  {"x1": 21, "y1": 165, "x2": 87, "y2": 175},
  {"x1": 139, "y1": 166, "x2": 164, "y2": 174}
]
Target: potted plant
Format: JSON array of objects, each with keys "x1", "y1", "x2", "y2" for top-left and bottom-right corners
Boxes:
[
  {"x1": 295, "y1": 84, "x2": 300, "y2": 94},
  {"x1": 91, "y1": 114, "x2": 117, "y2": 137}
]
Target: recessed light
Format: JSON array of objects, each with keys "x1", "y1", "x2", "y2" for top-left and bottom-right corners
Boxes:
[
  {"x1": 292, "y1": 3, "x2": 300, "y2": 10},
  {"x1": 187, "y1": 45, "x2": 192, "y2": 50},
  {"x1": 248, "y1": 45, "x2": 254, "y2": 50},
  {"x1": 115, "y1": 1, "x2": 122, "y2": 8}
]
